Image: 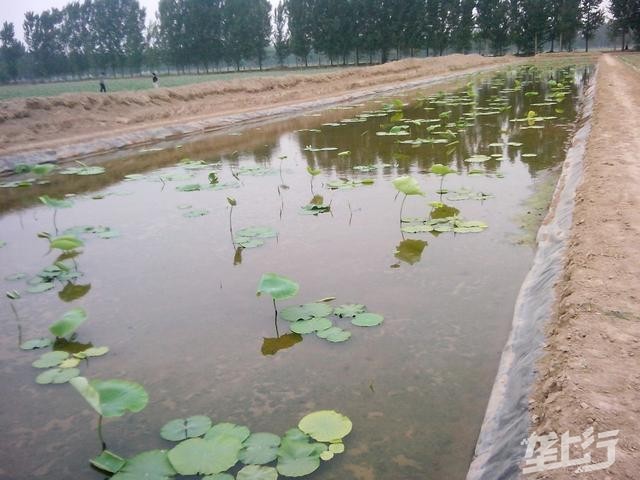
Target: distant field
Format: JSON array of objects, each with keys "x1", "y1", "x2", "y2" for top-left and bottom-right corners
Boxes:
[
  {"x1": 619, "y1": 52, "x2": 640, "y2": 70},
  {"x1": 0, "y1": 66, "x2": 344, "y2": 101}
]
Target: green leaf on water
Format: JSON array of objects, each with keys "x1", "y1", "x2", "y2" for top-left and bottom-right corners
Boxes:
[
  {"x1": 236, "y1": 226, "x2": 277, "y2": 239},
  {"x1": 169, "y1": 436, "x2": 242, "y2": 475},
  {"x1": 6, "y1": 290, "x2": 20, "y2": 299},
  {"x1": 306, "y1": 166, "x2": 321, "y2": 176},
  {"x1": 281, "y1": 303, "x2": 332, "y2": 322},
  {"x1": 333, "y1": 304, "x2": 366, "y2": 318},
  {"x1": 320, "y1": 451, "x2": 334, "y2": 461},
  {"x1": 183, "y1": 209, "x2": 210, "y2": 218},
  {"x1": 276, "y1": 429, "x2": 326, "y2": 478},
  {"x1": 392, "y1": 176, "x2": 424, "y2": 196},
  {"x1": 429, "y1": 164, "x2": 456, "y2": 176},
  {"x1": 202, "y1": 475, "x2": 235, "y2": 480},
  {"x1": 237, "y1": 465, "x2": 278, "y2": 480},
  {"x1": 298, "y1": 410, "x2": 352, "y2": 442},
  {"x1": 352, "y1": 313, "x2": 384, "y2": 327},
  {"x1": 69, "y1": 377, "x2": 149, "y2": 417},
  {"x1": 60, "y1": 165, "x2": 106, "y2": 176},
  {"x1": 59, "y1": 283, "x2": 91, "y2": 302},
  {"x1": 35, "y1": 367, "x2": 80, "y2": 384},
  {"x1": 58, "y1": 357, "x2": 81, "y2": 368},
  {"x1": 239, "y1": 433, "x2": 281, "y2": 465},
  {"x1": 39, "y1": 195, "x2": 73, "y2": 209},
  {"x1": 74, "y1": 346, "x2": 109, "y2": 358},
  {"x1": 90, "y1": 450, "x2": 126, "y2": 474},
  {"x1": 257, "y1": 274, "x2": 299, "y2": 301},
  {"x1": 464, "y1": 155, "x2": 492, "y2": 163},
  {"x1": 236, "y1": 238, "x2": 265, "y2": 249},
  {"x1": 290, "y1": 317, "x2": 333, "y2": 335},
  {"x1": 161, "y1": 415, "x2": 212, "y2": 441},
  {"x1": 49, "y1": 235, "x2": 84, "y2": 251},
  {"x1": 329, "y1": 443, "x2": 345, "y2": 454},
  {"x1": 176, "y1": 184, "x2": 202, "y2": 192},
  {"x1": 49, "y1": 308, "x2": 87, "y2": 338},
  {"x1": 316, "y1": 327, "x2": 351, "y2": 343},
  {"x1": 31, "y1": 164, "x2": 56, "y2": 175},
  {"x1": 204, "y1": 423, "x2": 251, "y2": 443},
  {"x1": 112, "y1": 450, "x2": 176, "y2": 480},
  {"x1": 32, "y1": 351, "x2": 70, "y2": 368},
  {"x1": 20, "y1": 338, "x2": 53, "y2": 350}
]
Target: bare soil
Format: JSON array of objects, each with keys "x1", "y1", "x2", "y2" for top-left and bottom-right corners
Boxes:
[
  {"x1": 0, "y1": 55, "x2": 516, "y2": 160},
  {"x1": 528, "y1": 53, "x2": 640, "y2": 479}
]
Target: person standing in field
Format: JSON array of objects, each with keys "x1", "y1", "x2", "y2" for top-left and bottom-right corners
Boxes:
[
  {"x1": 99, "y1": 73, "x2": 107, "y2": 93},
  {"x1": 152, "y1": 72, "x2": 159, "y2": 88}
]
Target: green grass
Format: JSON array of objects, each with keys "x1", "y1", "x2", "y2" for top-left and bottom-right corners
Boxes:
[{"x1": 0, "y1": 66, "x2": 344, "y2": 101}]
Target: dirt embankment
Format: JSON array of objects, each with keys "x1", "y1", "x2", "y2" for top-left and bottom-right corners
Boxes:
[
  {"x1": 528, "y1": 54, "x2": 640, "y2": 479},
  {"x1": 0, "y1": 54, "x2": 516, "y2": 163}
]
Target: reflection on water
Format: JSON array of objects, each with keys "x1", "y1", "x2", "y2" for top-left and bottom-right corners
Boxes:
[{"x1": 0, "y1": 64, "x2": 591, "y2": 480}]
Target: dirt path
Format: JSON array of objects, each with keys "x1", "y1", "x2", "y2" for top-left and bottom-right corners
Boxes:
[
  {"x1": 0, "y1": 55, "x2": 519, "y2": 168},
  {"x1": 528, "y1": 54, "x2": 640, "y2": 479}
]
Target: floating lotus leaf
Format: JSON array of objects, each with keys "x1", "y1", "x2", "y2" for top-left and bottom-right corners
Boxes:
[
  {"x1": 236, "y1": 238, "x2": 265, "y2": 249},
  {"x1": 112, "y1": 450, "x2": 176, "y2": 480},
  {"x1": 433, "y1": 224, "x2": 453, "y2": 233},
  {"x1": 31, "y1": 164, "x2": 56, "y2": 175},
  {"x1": 401, "y1": 224, "x2": 433, "y2": 234},
  {"x1": 35, "y1": 367, "x2": 80, "y2": 384},
  {"x1": 239, "y1": 432, "x2": 281, "y2": 465},
  {"x1": 352, "y1": 313, "x2": 384, "y2": 327},
  {"x1": 49, "y1": 235, "x2": 84, "y2": 251},
  {"x1": 333, "y1": 304, "x2": 365, "y2": 318},
  {"x1": 176, "y1": 184, "x2": 202, "y2": 192},
  {"x1": 27, "y1": 282, "x2": 55, "y2": 294},
  {"x1": 90, "y1": 450, "x2": 126, "y2": 474},
  {"x1": 69, "y1": 377, "x2": 149, "y2": 417},
  {"x1": 298, "y1": 411, "x2": 353, "y2": 442},
  {"x1": 74, "y1": 346, "x2": 109, "y2": 358},
  {"x1": 257, "y1": 274, "x2": 299, "y2": 301},
  {"x1": 429, "y1": 164, "x2": 456, "y2": 176},
  {"x1": 205, "y1": 422, "x2": 251, "y2": 443},
  {"x1": 58, "y1": 358, "x2": 81, "y2": 368},
  {"x1": 20, "y1": 338, "x2": 52, "y2": 350},
  {"x1": 464, "y1": 155, "x2": 492, "y2": 163},
  {"x1": 281, "y1": 305, "x2": 312, "y2": 322},
  {"x1": 455, "y1": 220, "x2": 488, "y2": 229},
  {"x1": 276, "y1": 429, "x2": 326, "y2": 478},
  {"x1": 161, "y1": 415, "x2": 212, "y2": 441},
  {"x1": 49, "y1": 308, "x2": 87, "y2": 338},
  {"x1": 39, "y1": 195, "x2": 73, "y2": 209},
  {"x1": 316, "y1": 327, "x2": 351, "y2": 343},
  {"x1": 33, "y1": 351, "x2": 69, "y2": 368},
  {"x1": 290, "y1": 317, "x2": 332, "y2": 335},
  {"x1": 329, "y1": 443, "x2": 345, "y2": 454},
  {"x1": 320, "y1": 451, "x2": 334, "y2": 461},
  {"x1": 237, "y1": 465, "x2": 278, "y2": 480},
  {"x1": 5, "y1": 272, "x2": 26, "y2": 281},
  {"x1": 392, "y1": 176, "x2": 424, "y2": 196},
  {"x1": 169, "y1": 435, "x2": 242, "y2": 475},
  {"x1": 236, "y1": 226, "x2": 278, "y2": 239},
  {"x1": 60, "y1": 165, "x2": 105, "y2": 175}
]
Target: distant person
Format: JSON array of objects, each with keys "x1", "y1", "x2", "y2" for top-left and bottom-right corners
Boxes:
[
  {"x1": 99, "y1": 73, "x2": 107, "y2": 93},
  {"x1": 152, "y1": 72, "x2": 159, "y2": 88}
]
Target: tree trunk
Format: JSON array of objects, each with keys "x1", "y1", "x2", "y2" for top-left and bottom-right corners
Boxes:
[{"x1": 585, "y1": 37, "x2": 589, "y2": 53}]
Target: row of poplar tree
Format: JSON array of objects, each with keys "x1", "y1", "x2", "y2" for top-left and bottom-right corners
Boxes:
[{"x1": 0, "y1": 0, "x2": 638, "y2": 82}]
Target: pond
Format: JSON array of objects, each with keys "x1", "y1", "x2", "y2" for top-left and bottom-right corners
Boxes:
[{"x1": 0, "y1": 64, "x2": 591, "y2": 480}]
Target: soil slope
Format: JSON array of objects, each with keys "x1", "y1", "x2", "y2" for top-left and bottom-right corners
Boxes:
[
  {"x1": 0, "y1": 55, "x2": 514, "y2": 161},
  {"x1": 529, "y1": 53, "x2": 640, "y2": 479}
]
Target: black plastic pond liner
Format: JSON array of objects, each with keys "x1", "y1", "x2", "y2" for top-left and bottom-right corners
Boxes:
[{"x1": 466, "y1": 71, "x2": 596, "y2": 480}]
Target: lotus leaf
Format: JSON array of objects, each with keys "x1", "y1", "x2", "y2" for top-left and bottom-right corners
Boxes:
[
  {"x1": 176, "y1": 184, "x2": 202, "y2": 192},
  {"x1": 290, "y1": 317, "x2": 332, "y2": 335},
  {"x1": 20, "y1": 338, "x2": 52, "y2": 350},
  {"x1": 237, "y1": 465, "x2": 278, "y2": 480},
  {"x1": 329, "y1": 443, "x2": 345, "y2": 454},
  {"x1": 276, "y1": 429, "x2": 326, "y2": 478},
  {"x1": 31, "y1": 164, "x2": 56, "y2": 175},
  {"x1": 60, "y1": 166, "x2": 105, "y2": 175},
  {"x1": 203, "y1": 475, "x2": 235, "y2": 480},
  {"x1": 33, "y1": 351, "x2": 69, "y2": 368},
  {"x1": 112, "y1": 450, "x2": 176, "y2": 480},
  {"x1": 74, "y1": 346, "x2": 109, "y2": 358},
  {"x1": 39, "y1": 196, "x2": 73, "y2": 209},
  {"x1": 298, "y1": 410, "x2": 352, "y2": 442},
  {"x1": 59, "y1": 283, "x2": 91, "y2": 302},
  {"x1": 464, "y1": 155, "x2": 492, "y2": 163},
  {"x1": 205, "y1": 423, "x2": 251, "y2": 443},
  {"x1": 316, "y1": 327, "x2": 351, "y2": 343},
  {"x1": 90, "y1": 450, "x2": 126, "y2": 474},
  {"x1": 320, "y1": 451, "x2": 334, "y2": 461},
  {"x1": 58, "y1": 357, "x2": 81, "y2": 368},
  {"x1": 69, "y1": 377, "x2": 149, "y2": 417},
  {"x1": 169, "y1": 436, "x2": 241, "y2": 475},
  {"x1": 183, "y1": 209, "x2": 210, "y2": 218},
  {"x1": 236, "y1": 238, "x2": 265, "y2": 249},
  {"x1": 35, "y1": 367, "x2": 80, "y2": 384},
  {"x1": 5, "y1": 272, "x2": 26, "y2": 281},
  {"x1": 161, "y1": 415, "x2": 212, "y2": 441},
  {"x1": 236, "y1": 226, "x2": 277, "y2": 239},
  {"x1": 239, "y1": 432, "x2": 281, "y2": 465},
  {"x1": 257, "y1": 274, "x2": 299, "y2": 301},
  {"x1": 352, "y1": 313, "x2": 384, "y2": 327},
  {"x1": 49, "y1": 308, "x2": 87, "y2": 338},
  {"x1": 6, "y1": 290, "x2": 20, "y2": 299},
  {"x1": 401, "y1": 224, "x2": 433, "y2": 234},
  {"x1": 392, "y1": 176, "x2": 424, "y2": 196},
  {"x1": 49, "y1": 235, "x2": 84, "y2": 251},
  {"x1": 333, "y1": 304, "x2": 366, "y2": 318}
]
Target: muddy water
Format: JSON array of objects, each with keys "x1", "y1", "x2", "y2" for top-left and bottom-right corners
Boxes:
[{"x1": 0, "y1": 65, "x2": 590, "y2": 480}]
